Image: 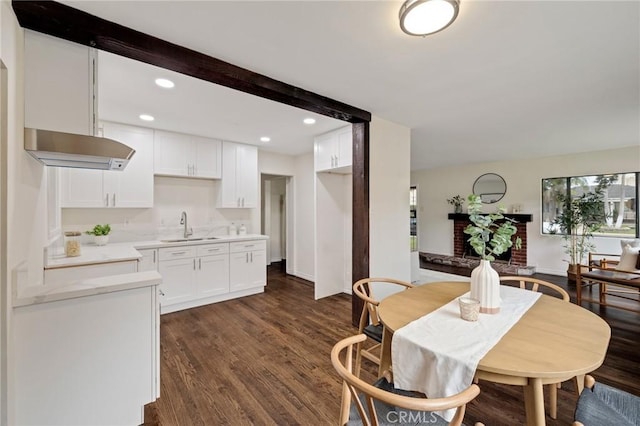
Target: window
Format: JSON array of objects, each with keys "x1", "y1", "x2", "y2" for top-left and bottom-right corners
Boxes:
[
  {"x1": 542, "y1": 172, "x2": 638, "y2": 237},
  {"x1": 410, "y1": 187, "x2": 417, "y2": 251}
]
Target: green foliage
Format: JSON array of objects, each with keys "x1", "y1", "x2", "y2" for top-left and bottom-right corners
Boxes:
[
  {"x1": 86, "y1": 224, "x2": 111, "y2": 236},
  {"x1": 551, "y1": 188, "x2": 607, "y2": 265},
  {"x1": 463, "y1": 195, "x2": 521, "y2": 261},
  {"x1": 447, "y1": 195, "x2": 464, "y2": 207}
]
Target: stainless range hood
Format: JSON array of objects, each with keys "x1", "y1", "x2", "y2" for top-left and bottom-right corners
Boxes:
[{"x1": 24, "y1": 128, "x2": 136, "y2": 171}]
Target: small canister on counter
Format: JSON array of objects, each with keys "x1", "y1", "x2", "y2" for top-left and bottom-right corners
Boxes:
[{"x1": 64, "y1": 231, "x2": 82, "y2": 257}]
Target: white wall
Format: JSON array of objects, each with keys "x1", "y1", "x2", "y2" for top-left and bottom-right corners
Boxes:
[
  {"x1": 2, "y1": 3, "x2": 49, "y2": 423},
  {"x1": 293, "y1": 152, "x2": 315, "y2": 281},
  {"x1": 369, "y1": 116, "x2": 411, "y2": 299},
  {"x1": 411, "y1": 145, "x2": 640, "y2": 275}
]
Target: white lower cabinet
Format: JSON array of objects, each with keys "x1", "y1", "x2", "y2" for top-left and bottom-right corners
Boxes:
[
  {"x1": 137, "y1": 248, "x2": 158, "y2": 271},
  {"x1": 158, "y1": 239, "x2": 265, "y2": 314},
  {"x1": 14, "y1": 284, "x2": 159, "y2": 425},
  {"x1": 230, "y1": 240, "x2": 267, "y2": 291}
]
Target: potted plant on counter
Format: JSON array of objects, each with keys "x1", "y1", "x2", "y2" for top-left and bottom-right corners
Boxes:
[
  {"x1": 86, "y1": 224, "x2": 111, "y2": 246},
  {"x1": 464, "y1": 195, "x2": 521, "y2": 314}
]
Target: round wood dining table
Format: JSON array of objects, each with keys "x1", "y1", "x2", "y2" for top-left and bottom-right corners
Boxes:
[{"x1": 377, "y1": 281, "x2": 611, "y2": 426}]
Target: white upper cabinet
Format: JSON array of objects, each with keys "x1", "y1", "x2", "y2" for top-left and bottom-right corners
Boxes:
[
  {"x1": 61, "y1": 123, "x2": 154, "y2": 208},
  {"x1": 154, "y1": 130, "x2": 221, "y2": 179},
  {"x1": 24, "y1": 30, "x2": 95, "y2": 135},
  {"x1": 218, "y1": 142, "x2": 258, "y2": 208},
  {"x1": 314, "y1": 126, "x2": 352, "y2": 173}
]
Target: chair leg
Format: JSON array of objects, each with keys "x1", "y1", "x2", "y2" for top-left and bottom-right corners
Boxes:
[
  {"x1": 548, "y1": 383, "x2": 558, "y2": 419},
  {"x1": 339, "y1": 381, "x2": 350, "y2": 426}
]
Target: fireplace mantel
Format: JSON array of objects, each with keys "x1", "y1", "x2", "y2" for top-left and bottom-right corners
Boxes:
[{"x1": 447, "y1": 213, "x2": 533, "y2": 222}]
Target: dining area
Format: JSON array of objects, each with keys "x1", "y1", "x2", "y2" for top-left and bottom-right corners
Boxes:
[{"x1": 331, "y1": 275, "x2": 627, "y2": 426}]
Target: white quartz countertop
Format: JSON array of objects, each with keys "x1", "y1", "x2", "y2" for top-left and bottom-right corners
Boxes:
[
  {"x1": 45, "y1": 234, "x2": 269, "y2": 269},
  {"x1": 14, "y1": 271, "x2": 162, "y2": 308}
]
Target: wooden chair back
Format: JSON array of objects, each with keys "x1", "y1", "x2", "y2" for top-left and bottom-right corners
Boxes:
[
  {"x1": 499, "y1": 276, "x2": 570, "y2": 301},
  {"x1": 331, "y1": 334, "x2": 481, "y2": 426},
  {"x1": 353, "y1": 277, "x2": 414, "y2": 330}
]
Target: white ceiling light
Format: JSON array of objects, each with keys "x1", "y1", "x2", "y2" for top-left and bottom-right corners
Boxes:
[
  {"x1": 399, "y1": 0, "x2": 460, "y2": 36},
  {"x1": 139, "y1": 114, "x2": 155, "y2": 121},
  {"x1": 260, "y1": 136, "x2": 271, "y2": 142},
  {"x1": 303, "y1": 118, "x2": 316, "y2": 125},
  {"x1": 155, "y1": 78, "x2": 175, "y2": 88}
]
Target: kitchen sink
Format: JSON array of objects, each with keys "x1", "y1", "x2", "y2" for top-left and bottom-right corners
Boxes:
[{"x1": 160, "y1": 238, "x2": 204, "y2": 243}]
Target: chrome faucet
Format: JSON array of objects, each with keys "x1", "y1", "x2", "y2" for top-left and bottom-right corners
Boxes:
[{"x1": 180, "y1": 211, "x2": 193, "y2": 238}]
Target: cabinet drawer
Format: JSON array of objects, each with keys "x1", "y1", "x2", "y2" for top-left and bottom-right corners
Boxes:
[
  {"x1": 230, "y1": 240, "x2": 266, "y2": 253},
  {"x1": 159, "y1": 246, "x2": 196, "y2": 261},
  {"x1": 196, "y1": 243, "x2": 230, "y2": 257}
]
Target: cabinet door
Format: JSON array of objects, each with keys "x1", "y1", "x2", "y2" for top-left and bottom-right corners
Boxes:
[
  {"x1": 314, "y1": 133, "x2": 335, "y2": 172},
  {"x1": 247, "y1": 249, "x2": 267, "y2": 288},
  {"x1": 336, "y1": 127, "x2": 352, "y2": 168},
  {"x1": 219, "y1": 142, "x2": 240, "y2": 207},
  {"x1": 60, "y1": 168, "x2": 105, "y2": 207},
  {"x1": 137, "y1": 249, "x2": 158, "y2": 272},
  {"x1": 236, "y1": 144, "x2": 258, "y2": 208},
  {"x1": 193, "y1": 136, "x2": 222, "y2": 179},
  {"x1": 24, "y1": 30, "x2": 93, "y2": 135},
  {"x1": 153, "y1": 130, "x2": 191, "y2": 176},
  {"x1": 229, "y1": 252, "x2": 251, "y2": 291},
  {"x1": 158, "y1": 257, "x2": 197, "y2": 306},
  {"x1": 196, "y1": 254, "x2": 229, "y2": 297},
  {"x1": 102, "y1": 123, "x2": 154, "y2": 207}
]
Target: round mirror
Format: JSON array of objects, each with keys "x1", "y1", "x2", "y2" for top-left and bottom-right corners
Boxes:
[{"x1": 472, "y1": 173, "x2": 506, "y2": 204}]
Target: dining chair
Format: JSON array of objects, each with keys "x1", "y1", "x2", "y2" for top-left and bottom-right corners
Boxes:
[
  {"x1": 499, "y1": 276, "x2": 569, "y2": 419},
  {"x1": 352, "y1": 277, "x2": 414, "y2": 377},
  {"x1": 332, "y1": 334, "x2": 484, "y2": 426},
  {"x1": 573, "y1": 375, "x2": 640, "y2": 426}
]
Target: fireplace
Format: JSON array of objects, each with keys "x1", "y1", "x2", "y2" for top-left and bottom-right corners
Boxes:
[{"x1": 448, "y1": 213, "x2": 533, "y2": 266}]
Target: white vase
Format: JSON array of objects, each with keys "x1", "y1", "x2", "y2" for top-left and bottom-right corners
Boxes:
[
  {"x1": 470, "y1": 259, "x2": 501, "y2": 314},
  {"x1": 94, "y1": 235, "x2": 109, "y2": 246}
]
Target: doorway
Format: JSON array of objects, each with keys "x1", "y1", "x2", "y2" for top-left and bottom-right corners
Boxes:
[{"x1": 261, "y1": 174, "x2": 293, "y2": 274}]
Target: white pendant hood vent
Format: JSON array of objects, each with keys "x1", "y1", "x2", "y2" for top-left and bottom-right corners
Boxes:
[{"x1": 24, "y1": 128, "x2": 135, "y2": 171}]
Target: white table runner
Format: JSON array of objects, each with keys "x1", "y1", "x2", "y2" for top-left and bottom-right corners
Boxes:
[{"x1": 391, "y1": 285, "x2": 541, "y2": 421}]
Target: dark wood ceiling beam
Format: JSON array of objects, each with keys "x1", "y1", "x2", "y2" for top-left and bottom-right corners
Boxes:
[{"x1": 11, "y1": 0, "x2": 371, "y2": 123}]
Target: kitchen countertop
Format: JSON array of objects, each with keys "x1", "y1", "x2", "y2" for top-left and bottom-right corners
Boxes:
[
  {"x1": 45, "y1": 234, "x2": 269, "y2": 269},
  {"x1": 14, "y1": 270, "x2": 162, "y2": 308}
]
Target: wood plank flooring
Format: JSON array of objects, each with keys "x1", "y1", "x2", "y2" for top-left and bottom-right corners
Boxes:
[{"x1": 144, "y1": 264, "x2": 640, "y2": 425}]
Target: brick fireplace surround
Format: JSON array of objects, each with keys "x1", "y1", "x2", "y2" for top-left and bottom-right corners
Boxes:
[{"x1": 448, "y1": 213, "x2": 533, "y2": 266}]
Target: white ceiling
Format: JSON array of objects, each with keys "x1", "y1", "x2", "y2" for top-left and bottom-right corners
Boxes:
[{"x1": 66, "y1": 0, "x2": 640, "y2": 171}]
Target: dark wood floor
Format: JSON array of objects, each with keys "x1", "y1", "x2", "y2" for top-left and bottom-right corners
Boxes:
[{"x1": 144, "y1": 263, "x2": 640, "y2": 426}]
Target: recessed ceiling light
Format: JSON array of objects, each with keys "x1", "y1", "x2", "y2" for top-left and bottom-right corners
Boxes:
[
  {"x1": 155, "y1": 78, "x2": 175, "y2": 88},
  {"x1": 139, "y1": 114, "x2": 155, "y2": 122},
  {"x1": 260, "y1": 136, "x2": 271, "y2": 142},
  {"x1": 303, "y1": 118, "x2": 316, "y2": 125}
]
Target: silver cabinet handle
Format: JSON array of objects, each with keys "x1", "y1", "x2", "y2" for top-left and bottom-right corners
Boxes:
[
  {"x1": 244, "y1": 244, "x2": 255, "y2": 248},
  {"x1": 171, "y1": 251, "x2": 187, "y2": 256},
  {"x1": 112, "y1": 193, "x2": 116, "y2": 207},
  {"x1": 105, "y1": 193, "x2": 109, "y2": 207},
  {"x1": 246, "y1": 252, "x2": 249, "y2": 263},
  {"x1": 198, "y1": 258, "x2": 202, "y2": 269},
  {"x1": 237, "y1": 197, "x2": 241, "y2": 207},
  {"x1": 208, "y1": 248, "x2": 220, "y2": 252},
  {"x1": 193, "y1": 259, "x2": 196, "y2": 270},
  {"x1": 242, "y1": 197, "x2": 245, "y2": 207},
  {"x1": 250, "y1": 252, "x2": 253, "y2": 262}
]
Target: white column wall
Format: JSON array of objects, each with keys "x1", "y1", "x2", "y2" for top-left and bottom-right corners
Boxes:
[
  {"x1": 411, "y1": 145, "x2": 640, "y2": 275},
  {"x1": 369, "y1": 116, "x2": 411, "y2": 300}
]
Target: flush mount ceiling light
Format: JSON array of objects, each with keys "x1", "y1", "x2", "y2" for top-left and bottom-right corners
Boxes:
[
  {"x1": 303, "y1": 118, "x2": 316, "y2": 125},
  {"x1": 260, "y1": 136, "x2": 271, "y2": 142},
  {"x1": 139, "y1": 114, "x2": 155, "y2": 122},
  {"x1": 399, "y1": 0, "x2": 460, "y2": 36},
  {"x1": 154, "y1": 78, "x2": 175, "y2": 89}
]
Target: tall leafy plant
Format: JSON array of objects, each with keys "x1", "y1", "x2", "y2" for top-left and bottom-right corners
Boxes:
[
  {"x1": 552, "y1": 188, "x2": 606, "y2": 266},
  {"x1": 464, "y1": 195, "x2": 521, "y2": 261}
]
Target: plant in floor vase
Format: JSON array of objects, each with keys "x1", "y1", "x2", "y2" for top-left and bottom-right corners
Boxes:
[
  {"x1": 86, "y1": 224, "x2": 111, "y2": 246},
  {"x1": 464, "y1": 195, "x2": 521, "y2": 314},
  {"x1": 447, "y1": 195, "x2": 465, "y2": 214},
  {"x1": 550, "y1": 187, "x2": 607, "y2": 281}
]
